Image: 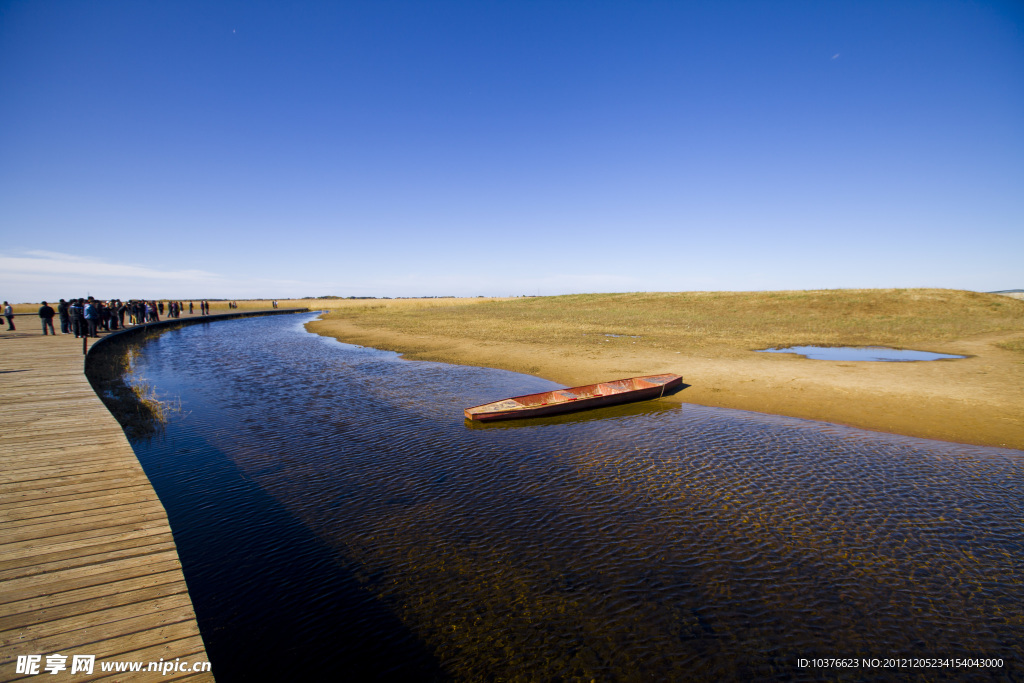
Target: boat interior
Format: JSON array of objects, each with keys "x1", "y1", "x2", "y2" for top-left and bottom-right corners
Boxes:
[{"x1": 503, "y1": 375, "x2": 675, "y2": 408}]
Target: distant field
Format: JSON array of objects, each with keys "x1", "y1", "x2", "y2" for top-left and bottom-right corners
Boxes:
[
  {"x1": 312, "y1": 289, "x2": 1024, "y2": 354},
  {"x1": 232, "y1": 297, "x2": 510, "y2": 312}
]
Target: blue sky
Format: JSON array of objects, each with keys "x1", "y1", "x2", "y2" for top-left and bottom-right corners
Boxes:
[{"x1": 1, "y1": 0, "x2": 1022, "y2": 301}]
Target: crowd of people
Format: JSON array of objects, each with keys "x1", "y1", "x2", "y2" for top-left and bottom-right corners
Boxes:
[{"x1": 3, "y1": 298, "x2": 215, "y2": 337}]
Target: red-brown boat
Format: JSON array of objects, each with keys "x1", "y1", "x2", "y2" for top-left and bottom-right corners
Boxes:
[{"x1": 464, "y1": 374, "x2": 683, "y2": 422}]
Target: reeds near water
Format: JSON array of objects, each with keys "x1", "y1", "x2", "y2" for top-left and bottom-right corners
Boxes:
[{"x1": 86, "y1": 330, "x2": 179, "y2": 440}]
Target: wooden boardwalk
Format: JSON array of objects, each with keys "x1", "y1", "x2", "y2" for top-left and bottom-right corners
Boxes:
[{"x1": 1, "y1": 319, "x2": 216, "y2": 681}]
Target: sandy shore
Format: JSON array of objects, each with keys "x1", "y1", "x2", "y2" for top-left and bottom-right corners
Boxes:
[{"x1": 307, "y1": 317, "x2": 1024, "y2": 450}]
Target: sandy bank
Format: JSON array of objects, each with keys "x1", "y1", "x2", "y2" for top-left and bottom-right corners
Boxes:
[{"x1": 306, "y1": 316, "x2": 1024, "y2": 451}]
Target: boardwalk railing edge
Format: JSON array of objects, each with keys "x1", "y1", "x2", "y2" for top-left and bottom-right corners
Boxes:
[{"x1": 83, "y1": 308, "x2": 314, "y2": 363}]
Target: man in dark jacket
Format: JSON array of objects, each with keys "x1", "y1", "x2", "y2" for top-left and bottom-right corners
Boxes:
[
  {"x1": 38, "y1": 301, "x2": 56, "y2": 335},
  {"x1": 57, "y1": 299, "x2": 70, "y2": 334},
  {"x1": 69, "y1": 299, "x2": 84, "y2": 338}
]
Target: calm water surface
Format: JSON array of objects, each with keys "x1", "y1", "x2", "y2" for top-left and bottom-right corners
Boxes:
[
  {"x1": 127, "y1": 314, "x2": 1022, "y2": 681},
  {"x1": 756, "y1": 346, "x2": 967, "y2": 362}
]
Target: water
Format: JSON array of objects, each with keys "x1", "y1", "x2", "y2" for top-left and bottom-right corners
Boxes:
[
  {"x1": 126, "y1": 314, "x2": 1022, "y2": 681},
  {"x1": 756, "y1": 346, "x2": 967, "y2": 362}
]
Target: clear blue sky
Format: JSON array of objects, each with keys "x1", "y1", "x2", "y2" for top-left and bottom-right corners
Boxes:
[{"x1": 2, "y1": 0, "x2": 1022, "y2": 301}]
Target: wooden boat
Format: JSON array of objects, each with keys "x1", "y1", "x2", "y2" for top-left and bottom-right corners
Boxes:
[{"x1": 464, "y1": 373, "x2": 683, "y2": 422}]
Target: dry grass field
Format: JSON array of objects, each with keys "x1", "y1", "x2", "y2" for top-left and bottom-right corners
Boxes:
[
  {"x1": 305, "y1": 289, "x2": 1024, "y2": 449},
  {"x1": 309, "y1": 289, "x2": 1021, "y2": 352}
]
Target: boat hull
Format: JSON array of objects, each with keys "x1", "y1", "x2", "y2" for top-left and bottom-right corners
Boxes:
[{"x1": 464, "y1": 374, "x2": 682, "y2": 422}]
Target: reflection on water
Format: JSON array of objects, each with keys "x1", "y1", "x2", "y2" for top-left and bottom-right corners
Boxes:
[
  {"x1": 756, "y1": 346, "x2": 967, "y2": 361},
  {"x1": 464, "y1": 397, "x2": 683, "y2": 429},
  {"x1": 128, "y1": 314, "x2": 1022, "y2": 681}
]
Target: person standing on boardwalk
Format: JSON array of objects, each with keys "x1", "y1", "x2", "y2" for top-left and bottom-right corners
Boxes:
[
  {"x1": 3, "y1": 302, "x2": 14, "y2": 330},
  {"x1": 108, "y1": 301, "x2": 119, "y2": 330},
  {"x1": 83, "y1": 298, "x2": 99, "y2": 337},
  {"x1": 99, "y1": 301, "x2": 111, "y2": 331},
  {"x1": 57, "y1": 299, "x2": 70, "y2": 334},
  {"x1": 38, "y1": 301, "x2": 56, "y2": 335},
  {"x1": 69, "y1": 299, "x2": 84, "y2": 337}
]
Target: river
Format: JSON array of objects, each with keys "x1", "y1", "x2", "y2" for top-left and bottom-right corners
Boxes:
[{"x1": 125, "y1": 312, "x2": 1022, "y2": 681}]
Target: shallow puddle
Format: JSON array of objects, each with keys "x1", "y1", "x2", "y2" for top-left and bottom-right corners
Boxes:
[
  {"x1": 126, "y1": 314, "x2": 1021, "y2": 681},
  {"x1": 757, "y1": 345, "x2": 967, "y2": 361}
]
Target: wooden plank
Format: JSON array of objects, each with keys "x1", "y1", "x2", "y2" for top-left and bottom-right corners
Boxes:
[
  {"x1": 0, "y1": 612, "x2": 206, "y2": 663},
  {"x1": 0, "y1": 593, "x2": 196, "y2": 646},
  {"x1": 3, "y1": 508, "x2": 173, "y2": 542},
  {"x1": 0, "y1": 447, "x2": 146, "y2": 467},
  {"x1": 0, "y1": 471, "x2": 148, "y2": 495},
  {"x1": 0, "y1": 324, "x2": 215, "y2": 681},
  {"x1": 0, "y1": 461, "x2": 143, "y2": 484},
  {"x1": 0, "y1": 538, "x2": 177, "y2": 581},
  {"x1": 2, "y1": 496, "x2": 167, "y2": 525},
  {"x1": 0, "y1": 571, "x2": 189, "y2": 616},
  {"x1": 0, "y1": 520, "x2": 170, "y2": 559},
  {"x1": 0, "y1": 580, "x2": 190, "y2": 631},
  {"x1": 0, "y1": 477, "x2": 155, "y2": 498},
  {"x1": 2, "y1": 495, "x2": 166, "y2": 523},
  {"x1": 0, "y1": 557, "x2": 186, "y2": 603},
  {"x1": 0, "y1": 484, "x2": 158, "y2": 512}
]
